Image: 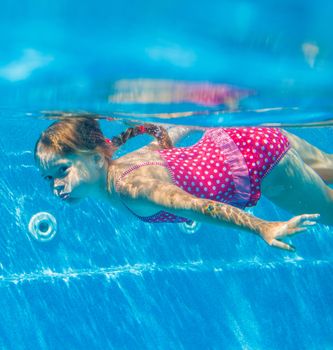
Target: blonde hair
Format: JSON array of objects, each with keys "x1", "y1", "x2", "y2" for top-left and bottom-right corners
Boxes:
[
  {"x1": 35, "y1": 117, "x2": 173, "y2": 164},
  {"x1": 34, "y1": 118, "x2": 115, "y2": 164}
]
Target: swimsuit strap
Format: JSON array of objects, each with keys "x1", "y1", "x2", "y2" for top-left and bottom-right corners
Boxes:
[
  {"x1": 115, "y1": 161, "x2": 167, "y2": 190},
  {"x1": 115, "y1": 160, "x2": 191, "y2": 224}
]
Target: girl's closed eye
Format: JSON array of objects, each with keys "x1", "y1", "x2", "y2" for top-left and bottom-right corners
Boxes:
[
  {"x1": 59, "y1": 165, "x2": 70, "y2": 177},
  {"x1": 43, "y1": 165, "x2": 70, "y2": 181}
]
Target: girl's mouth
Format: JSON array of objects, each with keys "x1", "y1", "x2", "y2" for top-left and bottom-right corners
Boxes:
[
  {"x1": 59, "y1": 193, "x2": 70, "y2": 200},
  {"x1": 60, "y1": 193, "x2": 81, "y2": 204}
]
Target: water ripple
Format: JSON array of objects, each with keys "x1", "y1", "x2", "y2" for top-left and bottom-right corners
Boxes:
[{"x1": 0, "y1": 258, "x2": 332, "y2": 286}]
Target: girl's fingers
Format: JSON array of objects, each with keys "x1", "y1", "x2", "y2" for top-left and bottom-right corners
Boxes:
[
  {"x1": 269, "y1": 214, "x2": 320, "y2": 251},
  {"x1": 289, "y1": 214, "x2": 320, "y2": 230},
  {"x1": 286, "y1": 220, "x2": 317, "y2": 236},
  {"x1": 271, "y1": 239, "x2": 296, "y2": 252},
  {"x1": 301, "y1": 221, "x2": 317, "y2": 226},
  {"x1": 288, "y1": 227, "x2": 307, "y2": 234},
  {"x1": 298, "y1": 214, "x2": 320, "y2": 223}
]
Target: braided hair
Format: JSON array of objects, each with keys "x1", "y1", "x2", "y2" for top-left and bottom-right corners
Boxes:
[
  {"x1": 110, "y1": 123, "x2": 173, "y2": 149},
  {"x1": 35, "y1": 118, "x2": 173, "y2": 166}
]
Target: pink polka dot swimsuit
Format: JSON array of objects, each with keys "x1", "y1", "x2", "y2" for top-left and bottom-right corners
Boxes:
[{"x1": 117, "y1": 127, "x2": 290, "y2": 223}]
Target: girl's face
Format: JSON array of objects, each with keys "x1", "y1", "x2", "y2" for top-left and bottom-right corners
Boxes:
[{"x1": 38, "y1": 152, "x2": 107, "y2": 203}]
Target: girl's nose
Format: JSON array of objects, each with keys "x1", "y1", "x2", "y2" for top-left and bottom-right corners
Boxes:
[{"x1": 53, "y1": 180, "x2": 65, "y2": 196}]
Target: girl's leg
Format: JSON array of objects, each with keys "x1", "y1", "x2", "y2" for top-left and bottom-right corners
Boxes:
[
  {"x1": 261, "y1": 148, "x2": 333, "y2": 225},
  {"x1": 282, "y1": 130, "x2": 333, "y2": 183}
]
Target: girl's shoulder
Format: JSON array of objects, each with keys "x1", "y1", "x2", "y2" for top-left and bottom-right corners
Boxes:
[
  {"x1": 117, "y1": 146, "x2": 162, "y2": 162},
  {"x1": 111, "y1": 149, "x2": 173, "y2": 195}
]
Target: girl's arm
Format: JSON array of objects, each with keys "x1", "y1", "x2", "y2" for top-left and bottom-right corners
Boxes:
[
  {"x1": 166, "y1": 126, "x2": 206, "y2": 145},
  {"x1": 119, "y1": 179, "x2": 319, "y2": 251}
]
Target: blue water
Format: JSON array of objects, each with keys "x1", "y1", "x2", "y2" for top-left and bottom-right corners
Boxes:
[{"x1": 1, "y1": 1, "x2": 333, "y2": 349}]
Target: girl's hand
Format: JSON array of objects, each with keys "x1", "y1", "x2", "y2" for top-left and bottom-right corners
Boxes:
[{"x1": 260, "y1": 214, "x2": 320, "y2": 251}]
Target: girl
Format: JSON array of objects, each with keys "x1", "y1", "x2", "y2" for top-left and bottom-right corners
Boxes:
[{"x1": 34, "y1": 117, "x2": 333, "y2": 252}]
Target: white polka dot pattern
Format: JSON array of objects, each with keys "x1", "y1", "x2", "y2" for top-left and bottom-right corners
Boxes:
[
  {"x1": 158, "y1": 127, "x2": 290, "y2": 210},
  {"x1": 223, "y1": 127, "x2": 290, "y2": 206},
  {"x1": 159, "y1": 131, "x2": 236, "y2": 203},
  {"x1": 118, "y1": 127, "x2": 290, "y2": 223}
]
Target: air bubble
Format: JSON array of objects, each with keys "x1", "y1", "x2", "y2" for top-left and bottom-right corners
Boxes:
[
  {"x1": 28, "y1": 212, "x2": 57, "y2": 242},
  {"x1": 178, "y1": 220, "x2": 201, "y2": 234}
]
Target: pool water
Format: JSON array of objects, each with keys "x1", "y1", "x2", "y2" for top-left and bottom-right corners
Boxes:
[
  {"x1": 1, "y1": 0, "x2": 333, "y2": 349},
  {"x1": 1, "y1": 112, "x2": 333, "y2": 349}
]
